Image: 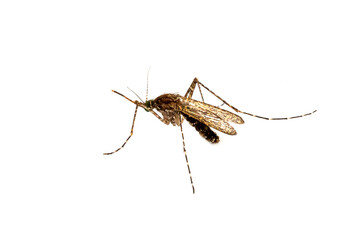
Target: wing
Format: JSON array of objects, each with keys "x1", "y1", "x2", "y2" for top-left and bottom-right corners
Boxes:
[{"x1": 180, "y1": 98, "x2": 244, "y2": 135}]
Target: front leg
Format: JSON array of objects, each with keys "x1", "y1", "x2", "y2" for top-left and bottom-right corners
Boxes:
[
  {"x1": 103, "y1": 105, "x2": 139, "y2": 155},
  {"x1": 149, "y1": 109, "x2": 170, "y2": 125}
]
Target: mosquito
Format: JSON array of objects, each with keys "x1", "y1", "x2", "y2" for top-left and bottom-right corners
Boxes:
[{"x1": 104, "y1": 77, "x2": 317, "y2": 194}]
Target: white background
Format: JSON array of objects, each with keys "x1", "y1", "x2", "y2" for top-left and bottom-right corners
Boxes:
[{"x1": 1, "y1": 0, "x2": 358, "y2": 239}]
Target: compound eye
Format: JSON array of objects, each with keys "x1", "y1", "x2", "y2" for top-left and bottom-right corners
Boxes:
[{"x1": 145, "y1": 100, "x2": 153, "y2": 109}]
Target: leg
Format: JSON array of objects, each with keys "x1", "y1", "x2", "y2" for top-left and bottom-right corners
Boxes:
[
  {"x1": 149, "y1": 109, "x2": 170, "y2": 124},
  {"x1": 197, "y1": 84, "x2": 205, "y2": 102},
  {"x1": 184, "y1": 78, "x2": 205, "y2": 102},
  {"x1": 103, "y1": 105, "x2": 138, "y2": 155},
  {"x1": 179, "y1": 117, "x2": 195, "y2": 194},
  {"x1": 196, "y1": 79, "x2": 317, "y2": 120}
]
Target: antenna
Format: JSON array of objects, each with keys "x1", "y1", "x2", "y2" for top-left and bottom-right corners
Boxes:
[
  {"x1": 127, "y1": 87, "x2": 145, "y2": 103},
  {"x1": 146, "y1": 66, "x2": 151, "y2": 102}
]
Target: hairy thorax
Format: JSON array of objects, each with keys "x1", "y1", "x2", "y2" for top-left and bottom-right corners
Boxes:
[{"x1": 152, "y1": 94, "x2": 184, "y2": 126}]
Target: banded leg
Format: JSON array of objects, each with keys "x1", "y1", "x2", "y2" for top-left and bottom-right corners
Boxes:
[
  {"x1": 193, "y1": 78, "x2": 317, "y2": 120},
  {"x1": 197, "y1": 84, "x2": 205, "y2": 102},
  {"x1": 103, "y1": 105, "x2": 138, "y2": 155},
  {"x1": 148, "y1": 109, "x2": 169, "y2": 124},
  {"x1": 179, "y1": 116, "x2": 195, "y2": 194},
  {"x1": 185, "y1": 78, "x2": 205, "y2": 102}
]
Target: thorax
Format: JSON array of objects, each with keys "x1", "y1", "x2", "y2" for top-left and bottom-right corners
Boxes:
[{"x1": 152, "y1": 94, "x2": 184, "y2": 126}]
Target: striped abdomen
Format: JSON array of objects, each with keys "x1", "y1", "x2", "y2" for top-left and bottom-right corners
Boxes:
[{"x1": 181, "y1": 113, "x2": 219, "y2": 144}]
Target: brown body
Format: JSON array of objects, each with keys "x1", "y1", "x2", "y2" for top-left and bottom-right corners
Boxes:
[
  {"x1": 151, "y1": 93, "x2": 245, "y2": 141},
  {"x1": 152, "y1": 93, "x2": 224, "y2": 143},
  {"x1": 151, "y1": 94, "x2": 184, "y2": 126},
  {"x1": 104, "y1": 78, "x2": 317, "y2": 194}
]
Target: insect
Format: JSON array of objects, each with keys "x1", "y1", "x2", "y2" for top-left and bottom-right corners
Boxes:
[{"x1": 104, "y1": 77, "x2": 317, "y2": 194}]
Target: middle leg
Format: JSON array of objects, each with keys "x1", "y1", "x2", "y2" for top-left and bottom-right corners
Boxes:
[{"x1": 179, "y1": 115, "x2": 195, "y2": 194}]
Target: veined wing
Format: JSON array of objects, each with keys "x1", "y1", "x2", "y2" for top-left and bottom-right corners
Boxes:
[{"x1": 180, "y1": 98, "x2": 244, "y2": 135}]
